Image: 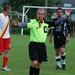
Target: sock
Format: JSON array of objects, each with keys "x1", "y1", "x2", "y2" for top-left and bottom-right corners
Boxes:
[
  {"x1": 55, "y1": 56, "x2": 61, "y2": 67},
  {"x1": 34, "y1": 68, "x2": 40, "y2": 75},
  {"x1": 61, "y1": 53, "x2": 66, "y2": 64},
  {"x1": 2, "y1": 56, "x2": 8, "y2": 68},
  {"x1": 29, "y1": 66, "x2": 40, "y2": 75},
  {"x1": 29, "y1": 66, "x2": 35, "y2": 75}
]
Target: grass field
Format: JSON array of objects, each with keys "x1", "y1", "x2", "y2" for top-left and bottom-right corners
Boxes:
[{"x1": 0, "y1": 34, "x2": 75, "y2": 75}]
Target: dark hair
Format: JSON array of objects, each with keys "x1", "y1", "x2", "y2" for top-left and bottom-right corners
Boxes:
[
  {"x1": 56, "y1": 7, "x2": 63, "y2": 12},
  {"x1": 3, "y1": 4, "x2": 11, "y2": 11}
]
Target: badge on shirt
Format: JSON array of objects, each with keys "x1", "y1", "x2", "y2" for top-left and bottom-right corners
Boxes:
[{"x1": 43, "y1": 26, "x2": 47, "y2": 33}]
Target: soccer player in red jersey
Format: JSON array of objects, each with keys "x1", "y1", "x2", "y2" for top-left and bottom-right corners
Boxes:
[{"x1": 0, "y1": 4, "x2": 11, "y2": 71}]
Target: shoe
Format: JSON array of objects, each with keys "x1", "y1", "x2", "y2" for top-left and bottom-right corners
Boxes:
[
  {"x1": 55, "y1": 66, "x2": 62, "y2": 70},
  {"x1": 62, "y1": 64, "x2": 66, "y2": 70},
  {"x1": 2, "y1": 66, "x2": 10, "y2": 71}
]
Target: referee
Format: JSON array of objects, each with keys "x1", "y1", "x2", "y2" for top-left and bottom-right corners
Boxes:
[{"x1": 12, "y1": 8, "x2": 71, "y2": 75}]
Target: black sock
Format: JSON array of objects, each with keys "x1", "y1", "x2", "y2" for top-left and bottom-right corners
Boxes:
[
  {"x1": 61, "y1": 54, "x2": 66, "y2": 60},
  {"x1": 61, "y1": 53, "x2": 66, "y2": 64},
  {"x1": 29, "y1": 66, "x2": 40, "y2": 75},
  {"x1": 29, "y1": 66, "x2": 35, "y2": 75},
  {"x1": 34, "y1": 68, "x2": 40, "y2": 75}
]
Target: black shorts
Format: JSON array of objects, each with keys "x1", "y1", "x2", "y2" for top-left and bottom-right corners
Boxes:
[
  {"x1": 54, "y1": 37, "x2": 66, "y2": 49},
  {"x1": 29, "y1": 42, "x2": 48, "y2": 63}
]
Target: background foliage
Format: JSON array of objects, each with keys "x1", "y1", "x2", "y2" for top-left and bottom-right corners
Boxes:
[{"x1": 3, "y1": 0, "x2": 62, "y2": 34}]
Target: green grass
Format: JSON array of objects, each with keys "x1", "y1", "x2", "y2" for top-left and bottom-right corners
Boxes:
[{"x1": 0, "y1": 34, "x2": 75, "y2": 75}]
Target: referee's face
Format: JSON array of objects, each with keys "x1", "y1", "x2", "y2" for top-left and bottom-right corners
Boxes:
[
  {"x1": 37, "y1": 10, "x2": 45, "y2": 22},
  {"x1": 57, "y1": 9, "x2": 63, "y2": 18}
]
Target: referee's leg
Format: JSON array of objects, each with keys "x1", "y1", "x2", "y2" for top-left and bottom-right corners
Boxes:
[{"x1": 29, "y1": 42, "x2": 41, "y2": 75}]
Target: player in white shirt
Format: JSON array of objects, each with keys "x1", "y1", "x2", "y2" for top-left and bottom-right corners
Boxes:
[{"x1": 0, "y1": 4, "x2": 11, "y2": 71}]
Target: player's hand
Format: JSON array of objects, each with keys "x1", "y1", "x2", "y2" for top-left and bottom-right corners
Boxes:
[
  {"x1": 49, "y1": 34, "x2": 53, "y2": 44},
  {"x1": 66, "y1": 37, "x2": 70, "y2": 43},
  {"x1": 65, "y1": 9, "x2": 71, "y2": 16},
  {"x1": 49, "y1": 37, "x2": 52, "y2": 44},
  {"x1": 12, "y1": 20, "x2": 19, "y2": 26}
]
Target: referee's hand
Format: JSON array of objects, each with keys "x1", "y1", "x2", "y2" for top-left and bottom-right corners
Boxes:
[{"x1": 12, "y1": 20, "x2": 19, "y2": 26}]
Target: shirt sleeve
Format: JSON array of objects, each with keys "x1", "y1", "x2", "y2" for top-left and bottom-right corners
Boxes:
[
  {"x1": 18, "y1": 19, "x2": 34, "y2": 29},
  {"x1": 19, "y1": 22, "x2": 27, "y2": 28},
  {"x1": 27, "y1": 22, "x2": 32, "y2": 29},
  {"x1": 45, "y1": 15, "x2": 67, "y2": 27},
  {"x1": 55, "y1": 15, "x2": 67, "y2": 25}
]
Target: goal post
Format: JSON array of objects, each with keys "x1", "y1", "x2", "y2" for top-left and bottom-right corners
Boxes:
[{"x1": 21, "y1": 6, "x2": 75, "y2": 35}]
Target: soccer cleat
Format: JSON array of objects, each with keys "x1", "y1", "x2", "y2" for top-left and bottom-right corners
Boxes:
[
  {"x1": 62, "y1": 64, "x2": 66, "y2": 70},
  {"x1": 55, "y1": 66, "x2": 62, "y2": 70},
  {"x1": 2, "y1": 66, "x2": 10, "y2": 71}
]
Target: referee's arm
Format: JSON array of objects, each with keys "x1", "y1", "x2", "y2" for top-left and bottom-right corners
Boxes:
[
  {"x1": 12, "y1": 20, "x2": 27, "y2": 28},
  {"x1": 18, "y1": 22, "x2": 27, "y2": 28}
]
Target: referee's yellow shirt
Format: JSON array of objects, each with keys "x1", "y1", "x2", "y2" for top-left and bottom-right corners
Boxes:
[{"x1": 27, "y1": 19, "x2": 48, "y2": 43}]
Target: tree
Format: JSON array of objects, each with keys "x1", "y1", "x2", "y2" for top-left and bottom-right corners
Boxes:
[
  {"x1": 0, "y1": 8, "x2": 3, "y2": 13},
  {"x1": 3, "y1": 0, "x2": 61, "y2": 19},
  {"x1": 3, "y1": 0, "x2": 61, "y2": 34}
]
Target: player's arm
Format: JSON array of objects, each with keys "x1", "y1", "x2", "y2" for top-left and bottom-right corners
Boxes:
[
  {"x1": 66, "y1": 20, "x2": 70, "y2": 42},
  {"x1": 45, "y1": 15, "x2": 69, "y2": 27},
  {"x1": 49, "y1": 28, "x2": 54, "y2": 44},
  {"x1": 55, "y1": 15, "x2": 67, "y2": 25},
  {"x1": 45, "y1": 15, "x2": 70, "y2": 27},
  {"x1": 66, "y1": 32, "x2": 70, "y2": 43},
  {"x1": 46, "y1": 9, "x2": 71, "y2": 27},
  {"x1": 55, "y1": 9, "x2": 71, "y2": 25}
]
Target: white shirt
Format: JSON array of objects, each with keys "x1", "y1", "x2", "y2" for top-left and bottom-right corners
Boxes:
[{"x1": 0, "y1": 13, "x2": 10, "y2": 38}]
